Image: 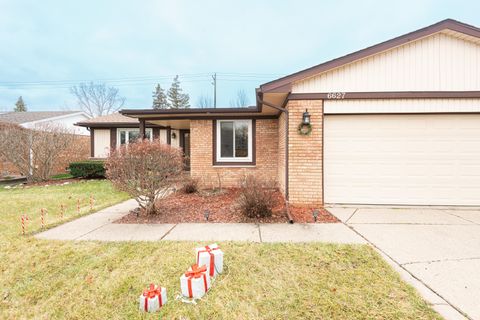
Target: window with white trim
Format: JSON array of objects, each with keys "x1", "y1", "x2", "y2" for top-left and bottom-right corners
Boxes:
[
  {"x1": 117, "y1": 128, "x2": 152, "y2": 146},
  {"x1": 216, "y1": 120, "x2": 252, "y2": 163}
]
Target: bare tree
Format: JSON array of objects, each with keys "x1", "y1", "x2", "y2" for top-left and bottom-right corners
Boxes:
[
  {"x1": 70, "y1": 82, "x2": 126, "y2": 117},
  {"x1": 230, "y1": 89, "x2": 250, "y2": 107},
  {"x1": 197, "y1": 94, "x2": 213, "y2": 108},
  {"x1": 0, "y1": 123, "x2": 80, "y2": 181},
  {"x1": 105, "y1": 140, "x2": 184, "y2": 214}
]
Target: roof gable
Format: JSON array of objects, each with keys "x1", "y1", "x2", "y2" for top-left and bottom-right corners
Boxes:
[{"x1": 260, "y1": 19, "x2": 480, "y2": 93}]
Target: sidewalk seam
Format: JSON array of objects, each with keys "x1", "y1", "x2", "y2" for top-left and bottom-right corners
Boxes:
[
  {"x1": 401, "y1": 256, "x2": 480, "y2": 266},
  {"x1": 257, "y1": 224, "x2": 263, "y2": 243},
  {"x1": 345, "y1": 208, "x2": 358, "y2": 223},
  {"x1": 159, "y1": 224, "x2": 178, "y2": 241},
  {"x1": 345, "y1": 222, "x2": 471, "y2": 320}
]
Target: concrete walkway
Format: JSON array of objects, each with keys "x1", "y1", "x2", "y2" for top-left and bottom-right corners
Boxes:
[
  {"x1": 36, "y1": 199, "x2": 365, "y2": 244},
  {"x1": 329, "y1": 206, "x2": 480, "y2": 320}
]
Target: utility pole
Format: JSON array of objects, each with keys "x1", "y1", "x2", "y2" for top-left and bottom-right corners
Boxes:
[{"x1": 211, "y1": 73, "x2": 217, "y2": 108}]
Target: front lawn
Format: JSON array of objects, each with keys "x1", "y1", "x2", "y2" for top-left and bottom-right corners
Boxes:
[{"x1": 0, "y1": 181, "x2": 440, "y2": 319}]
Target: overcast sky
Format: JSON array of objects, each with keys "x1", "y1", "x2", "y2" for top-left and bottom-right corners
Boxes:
[{"x1": 0, "y1": 0, "x2": 479, "y2": 111}]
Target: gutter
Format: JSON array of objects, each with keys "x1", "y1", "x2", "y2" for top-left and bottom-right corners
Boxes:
[{"x1": 256, "y1": 90, "x2": 293, "y2": 224}]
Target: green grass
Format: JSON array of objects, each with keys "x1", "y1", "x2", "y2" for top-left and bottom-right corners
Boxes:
[
  {"x1": 0, "y1": 181, "x2": 441, "y2": 319},
  {"x1": 49, "y1": 173, "x2": 74, "y2": 180}
]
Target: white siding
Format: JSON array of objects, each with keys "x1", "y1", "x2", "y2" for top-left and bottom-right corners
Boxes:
[
  {"x1": 324, "y1": 98, "x2": 480, "y2": 114},
  {"x1": 94, "y1": 129, "x2": 110, "y2": 158},
  {"x1": 159, "y1": 129, "x2": 167, "y2": 144},
  {"x1": 293, "y1": 32, "x2": 480, "y2": 93}
]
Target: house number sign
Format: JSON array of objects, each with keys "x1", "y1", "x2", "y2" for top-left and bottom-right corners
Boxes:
[{"x1": 326, "y1": 92, "x2": 346, "y2": 99}]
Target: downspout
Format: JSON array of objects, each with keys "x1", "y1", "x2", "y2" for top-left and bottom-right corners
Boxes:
[{"x1": 256, "y1": 91, "x2": 293, "y2": 224}]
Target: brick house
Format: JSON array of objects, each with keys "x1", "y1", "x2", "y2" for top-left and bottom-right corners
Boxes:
[{"x1": 85, "y1": 19, "x2": 480, "y2": 207}]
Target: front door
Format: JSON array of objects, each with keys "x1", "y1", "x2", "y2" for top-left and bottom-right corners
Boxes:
[{"x1": 179, "y1": 130, "x2": 191, "y2": 170}]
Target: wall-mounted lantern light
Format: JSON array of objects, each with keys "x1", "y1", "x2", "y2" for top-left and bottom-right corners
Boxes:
[
  {"x1": 302, "y1": 109, "x2": 311, "y2": 125},
  {"x1": 171, "y1": 132, "x2": 177, "y2": 139}
]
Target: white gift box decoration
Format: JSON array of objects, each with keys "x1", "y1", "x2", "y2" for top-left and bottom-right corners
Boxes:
[
  {"x1": 195, "y1": 243, "x2": 223, "y2": 277},
  {"x1": 139, "y1": 284, "x2": 167, "y2": 312},
  {"x1": 180, "y1": 264, "x2": 211, "y2": 299}
]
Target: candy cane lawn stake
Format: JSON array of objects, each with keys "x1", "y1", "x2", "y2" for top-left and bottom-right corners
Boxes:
[
  {"x1": 89, "y1": 195, "x2": 94, "y2": 211},
  {"x1": 21, "y1": 215, "x2": 29, "y2": 235},
  {"x1": 60, "y1": 204, "x2": 65, "y2": 219},
  {"x1": 40, "y1": 208, "x2": 46, "y2": 229},
  {"x1": 77, "y1": 199, "x2": 80, "y2": 214}
]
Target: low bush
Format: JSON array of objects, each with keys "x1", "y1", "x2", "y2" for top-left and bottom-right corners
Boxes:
[
  {"x1": 182, "y1": 178, "x2": 199, "y2": 194},
  {"x1": 238, "y1": 175, "x2": 277, "y2": 218},
  {"x1": 69, "y1": 161, "x2": 105, "y2": 178}
]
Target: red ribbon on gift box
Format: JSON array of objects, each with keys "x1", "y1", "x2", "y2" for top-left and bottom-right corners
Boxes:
[
  {"x1": 142, "y1": 283, "x2": 163, "y2": 312},
  {"x1": 196, "y1": 245, "x2": 220, "y2": 277},
  {"x1": 185, "y1": 264, "x2": 208, "y2": 298}
]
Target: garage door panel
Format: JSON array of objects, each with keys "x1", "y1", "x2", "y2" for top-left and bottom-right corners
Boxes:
[{"x1": 325, "y1": 114, "x2": 480, "y2": 205}]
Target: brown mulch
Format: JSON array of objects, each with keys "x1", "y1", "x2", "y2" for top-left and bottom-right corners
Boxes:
[{"x1": 115, "y1": 188, "x2": 338, "y2": 224}]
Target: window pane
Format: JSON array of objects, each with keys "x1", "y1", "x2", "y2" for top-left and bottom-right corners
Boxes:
[
  {"x1": 120, "y1": 131, "x2": 126, "y2": 145},
  {"x1": 220, "y1": 122, "x2": 233, "y2": 157},
  {"x1": 145, "y1": 130, "x2": 151, "y2": 140},
  {"x1": 129, "y1": 130, "x2": 140, "y2": 143},
  {"x1": 235, "y1": 121, "x2": 249, "y2": 157}
]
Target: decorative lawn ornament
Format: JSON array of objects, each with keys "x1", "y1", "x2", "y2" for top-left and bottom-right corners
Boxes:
[
  {"x1": 180, "y1": 264, "x2": 211, "y2": 299},
  {"x1": 313, "y1": 209, "x2": 319, "y2": 222},
  {"x1": 196, "y1": 243, "x2": 224, "y2": 277},
  {"x1": 40, "y1": 208, "x2": 46, "y2": 229},
  {"x1": 60, "y1": 204, "x2": 65, "y2": 219},
  {"x1": 77, "y1": 199, "x2": 80, "y2": 214},
  {"x1": 89, "y1": 195, "x2": 95, "y2": 211},
  {"x1": 21, "y1": 214, "x2": 29, "y2": 235},
  {"x1": 204, "y1": 209, "x2": 210, "y2": 221},
  {"x1": 139, "y1": 283, "x2": 167, "y2": 313}
]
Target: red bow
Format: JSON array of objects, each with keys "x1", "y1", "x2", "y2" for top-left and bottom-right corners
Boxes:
[
  {"x1": 185, "y1": 264, "x2": 208, "y2": 298},
  {"x1": 142, "y1": 283, "x2": 163, "y2": 311},
  {"x1": 185, "y1": 264, "x2": 207, "y2": 278},
  {"x1": 197, "y1": 245, "x2": 220, "y2": 277}
]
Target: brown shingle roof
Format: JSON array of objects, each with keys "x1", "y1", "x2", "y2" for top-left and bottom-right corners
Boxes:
[
  {"x1": 0, "y1": 111, "x2": 84, "y2": 124},
  {"x1": 78, "y1": 113, "x2": 136, "y2": 124},
  {"x1": 75, "y1": 113, "x2": 144, "y2": 128}
]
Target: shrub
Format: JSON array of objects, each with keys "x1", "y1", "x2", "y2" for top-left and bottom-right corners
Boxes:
[
  {"x1": 105, "y1": 140, "x2": 183, "y2": 215},
  {"x1": 69, "y1": 161, "x2": 105, "y2": 178},
  {"x1": 0, "y1": 122, "x2": 82, "y2": 182},
  {"x1": 182, "y1": 178, "x2": 199, "y2": 194},
  {"x1": 238, "y1": 175, "x2": 277, "y2": 218}
]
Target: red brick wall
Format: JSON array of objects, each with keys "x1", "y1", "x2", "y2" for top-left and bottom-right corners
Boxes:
[
  {"x1": 190, "y1": 119, "x2": 278, "y2": 188},
  {"x1": 287, "y1": 100, "x2": 323, "y2": 205}
]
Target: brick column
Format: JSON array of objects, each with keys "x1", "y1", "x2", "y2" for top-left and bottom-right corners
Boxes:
[{"x1": 287, "y1": 100, "x2": 323, "y2": 206}]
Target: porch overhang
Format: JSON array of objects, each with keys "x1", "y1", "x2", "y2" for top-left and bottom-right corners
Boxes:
[{"x1": 120, "y1": 105, "x2": 281, "y2": 130}]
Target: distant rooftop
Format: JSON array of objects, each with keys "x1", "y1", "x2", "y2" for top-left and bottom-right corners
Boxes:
[
  {"x1": 0, "y1": 111, "x2": 84, "y2": 124},
  {"x1": 77, "y1": 112, "x2": 136, "y2": 124}
]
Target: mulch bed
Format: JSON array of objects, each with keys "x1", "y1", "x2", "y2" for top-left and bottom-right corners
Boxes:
[{"x1": 115, "y1": 188, "x2": 338, "y2": 224}]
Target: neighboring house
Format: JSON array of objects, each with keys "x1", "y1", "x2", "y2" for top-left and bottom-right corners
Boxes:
[
  {"x1": 75, "y1": 113, "x2": 183, "y2": 159},
  {"x1": 0, "y1": 111, "x2": 91, "y2": 135},
  {"x1": 117, "y1": 19, "x2": 480, "y2": 207},
  {"x1": 0, "y1": 111, "x2": 91, "y2": 176}
]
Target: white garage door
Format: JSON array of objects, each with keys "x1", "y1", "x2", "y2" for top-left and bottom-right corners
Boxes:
[{"x1": 324, "y1": 114, "x2": 480, "y2": 205}]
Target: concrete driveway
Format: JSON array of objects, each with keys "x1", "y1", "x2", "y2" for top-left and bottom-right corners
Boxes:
[{"x1": 329, "y1": 206, "x2": 480, "y2": 320}]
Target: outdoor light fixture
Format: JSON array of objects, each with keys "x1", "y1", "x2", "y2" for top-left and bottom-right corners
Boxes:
[
  {"x1": 302, "y1": 109, "x2": 311, "y2": 125},
  {"x1": 171, "y1": 132, "x2": 177, "y2": 139},
  {"x1": 313, "y1": 209, "x2": 319, "y2": 222},
  {"x1": 204, "y1": 209, "x2": 210, "y2": 221}
]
